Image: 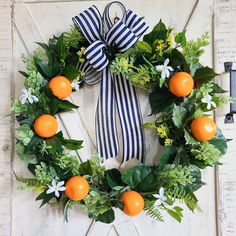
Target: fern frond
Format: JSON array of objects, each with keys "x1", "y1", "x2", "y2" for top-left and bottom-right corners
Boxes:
[
  {"x1": 166, "y1": 187, "x2": 201, "y2": 212},
  {"x1": 144, "y1": 200, "x2": 164, "y2": 222},
  {"x1": 14, "y1": 172, "x2": 46, "y2": 191}
]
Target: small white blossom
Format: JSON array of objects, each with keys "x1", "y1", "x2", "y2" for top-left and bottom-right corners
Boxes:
[
  {"x1": 46, "y1": 179, "x2": 66, "y2": 198},
  {"x1": 153, "y1": 187, "x2": 168, "y2": 207},
  {"x1": 71, "y1": 80, "x2": 81, "y2": 91},
  {"x1": 20, "y1": 88, "x2": 39, "y2": 104},
  {"x1": 201, "y1": 94, "x2": 216, "y2": 110},
  {"x1": 156, "y1": 58, "x2": 174, "y2": 80}
]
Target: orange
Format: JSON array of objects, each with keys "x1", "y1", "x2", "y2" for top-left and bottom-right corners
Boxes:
[
  {"x1": 34, "y1": 114, "x2": 58, "y2": 138},
  {"x1": 49, "y1": 76, "x2": 72, "y2": 99},
  {"x1": 121, "y1": 191, "x2": 144, "y2": 216},
  {"x1": 190, "y1": 117, "x2": 217, "y2": 141},
  {"x1": 169, "y1": 72, "x2": 194, "y2": 97},
  {"x1": 65, "y1": 176, "x2": 89, "y2": 201}
]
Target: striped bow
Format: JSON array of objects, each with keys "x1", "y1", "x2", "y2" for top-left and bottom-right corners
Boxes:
[{"x1": 73, "y1": 2, "x2": 148, "y2": 162}]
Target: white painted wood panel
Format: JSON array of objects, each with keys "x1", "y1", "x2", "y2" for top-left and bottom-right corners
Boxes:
[
  {"x1": 214, "y1": 0, "x2": 236, "y2": 235},
  {"x1": 0, "y1": 0, "x2": 233, "y2": 235},
  {"x1": 0, "y1": 1, "x2": 13, "y2": 236}
]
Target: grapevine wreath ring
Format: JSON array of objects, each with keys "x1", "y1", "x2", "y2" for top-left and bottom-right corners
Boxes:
[{"x1": 13, "y1": 2, "x2": 231, "y2": 224}]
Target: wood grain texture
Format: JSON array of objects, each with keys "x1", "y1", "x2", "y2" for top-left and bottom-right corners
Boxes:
[
  {"x1": 5, "y1": 0, "x2": 235, "y2": 235},
  {"x1": 214, "y1": 1, "x2": 236, "y2": 236},
  {"x1": 0, "y1": 1, "x2": 13, "y2": 236}
]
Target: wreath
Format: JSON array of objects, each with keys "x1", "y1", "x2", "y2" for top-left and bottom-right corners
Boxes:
[{"x1": 13, "y1": 2, "x2": 232, "y2": 224}]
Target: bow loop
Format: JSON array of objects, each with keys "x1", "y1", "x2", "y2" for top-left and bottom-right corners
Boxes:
[{"x1": 84, "y1": 40, "x2": 109, "y2": 71}]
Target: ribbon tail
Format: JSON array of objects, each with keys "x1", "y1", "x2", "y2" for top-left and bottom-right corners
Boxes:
[
  {"x1": 95, "y1": 67, "x2": 119, "y2": 160},
  {"x1": 113, "y1": 73, "x2": 145, "y2": 163}
]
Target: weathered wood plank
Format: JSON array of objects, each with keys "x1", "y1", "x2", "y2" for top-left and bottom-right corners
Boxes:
[
  {"x1": 214, "y1": 0, "x2": 236, "y2": 235},
  {"x1": 0, "y1": 1, "x2": 13, "y2": 236}
]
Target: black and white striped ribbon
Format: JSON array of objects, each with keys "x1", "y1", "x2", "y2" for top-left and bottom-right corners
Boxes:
[{"x1": 73, "y1": 2, "x2": 148, "y2": 162}]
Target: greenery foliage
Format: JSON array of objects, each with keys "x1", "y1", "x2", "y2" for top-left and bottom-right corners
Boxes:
[{"x1": 13, "y1": 20, "x2": 231, "y2": 224}]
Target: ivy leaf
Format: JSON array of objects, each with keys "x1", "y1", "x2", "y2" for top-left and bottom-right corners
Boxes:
[
  {"x1": 149, "y1": 86, "x2": 175, "y2": 114},
  {"x1": 209, "y1": 129, "x2": 228, "y2": 154},
  {"x1": 136, "y1": 41, "x2": 152, "y2": 53},
  {"x1": 63, "y1": 139, "x2": 83, "y2": 150},
  {"x1": 184, "y1": 129, "x2": 199, "y2": 145},
  {"x1": 143, "y1": 20, "x2": 168, "y2": 45},
  {"x1": 94, "y1": 208, "x2": 115, "y2": 224},
  {"x1": 121, "y1": 164, "x2": 152, "y2": 188},
  {"x1": 193, "y1": 66, "x2": 218, "y2": 87},
  {"x1": 63, "y1": 64, "x2": 80, "y2": 81},
  {"x1": 172, "y1": 105, "x2": 187, "y2": 128},
  {"x1": 105, "y1": 169, "x2": 123, "y2": 188},
  {"x1": 158, "y1": 146, "x2": 178, "y2": 170},
  {"x1": 175, "y1": 31, "x2": 187, "y2": 47}
]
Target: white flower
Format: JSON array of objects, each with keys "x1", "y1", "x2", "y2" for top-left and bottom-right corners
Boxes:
[
  {"x1": 20, "y1": 88, "x2": 39, "y2": 104},
  {"x1": 46, "y1": 179, "x2": 66, "y2": 198},
  {"x1": 153, "y1": 187, "x2": 168, "y2": 207},
  {"x1": 156, "y1": 58, "x2": 174, "y2": 80},
  {"x1": 201, "y1": 94, "x2": 216, "y2": 110},
  {"x1": 71, "y1": 80, "x2": 81, "y2": 91}
]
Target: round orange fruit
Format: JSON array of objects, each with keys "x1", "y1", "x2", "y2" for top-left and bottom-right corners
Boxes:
[
  {"x1": 34, "y1": 114, "x2": 58, "y2": 138},
  {"x1": 121, "y1": 191, "x2": 144, "y2": 216},
  {"x1": 169, "y1": 72, "x2": 194, "y2": 97},
  {"x1": 65, "y1": 176, "x2": 89, "y2": 201},
  {"x1": 190, "y1": 117, "x2": 217, "y2": 141},
  {"x1": 49, "y1": 76, "x2": 72, "y2": 99}
]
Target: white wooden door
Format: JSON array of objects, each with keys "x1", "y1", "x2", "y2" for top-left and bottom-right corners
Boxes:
[{"x1": 0, "y1": 0, "x2": 236, "y2": 235}]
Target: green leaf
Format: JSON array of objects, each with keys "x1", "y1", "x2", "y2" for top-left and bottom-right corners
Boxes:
[
  {"x1": 105, "y1": 169, "x2": 123, "y2": 188},
  {"x1": 158, "y1": 146, "x2": 178, "y2": 170},
  {"x1": 169, "y1": 48, "x2": 190, "y2": 72},
  {"x1": 34, "y1": 57, "x2": 60, "y2": 79},
  {"x1": 172, "y1": 105, "x2": 187, "y2": 128},
  {"x1": 142, "y1": 122, "x2": 156, "y2": 129},
  {"x1": 36, "y1": 191, "x2": 55, "y2": 208},
  {"x1": 149, "y1": 86, "x2": 175, "y2": 114},
  {"x1": 209, "y1": 129, "x2": 228, "y2": 154},
  {"x1": 136, "y1": 41, "x2": 152, "y2": 53},
  {"x1": 63, "y1": 64, "x2": 80, "y2": 81},
  {"x1": 36, "y1": 42, "x2": 54, "y2": 65},
  {"x1": 63, "y1": 199, "x2": 72, "y2": 222},
  {"x1": 184, "y1": 129, "x2": 199, "y2": 145},
  {"x1": 63, "y1": 139, "x2": 83, "y2": 150},
  {"x1": 94, "y1": 208, "x2": 115, "y2": 224},
  {"x1": 136, "y1": 174, "x2": 159, "y2": 192},
  {"x1": 55, "y1": 34, "x2": 67, "y2": 62},
  {"x1": 211, "y1": 83, "x2": 227, "y2": 93},
  {"x1": 16, "y1": 142, "x2": 37, "y2": 164},
  {"x1": 57, "y1": 100, "x2": 79, "y2": 113},
  {"x1": 143, "y1": 20, "x2": 168, "y2": 45},
  {"x1": 121, "y1": 164, "x2": 152, "y2": 188},
  {"x1": 175, "y1": 31, "x2": 187, "y2": 47},
  {"x1": 166, "y1": 208, "x2": 183, "y2": 223},
  {"x1": 46, "y1": 132, "x2": 63, "y2": 155},
  {"x1": 193, "y1": 66, "x2": 218, "y2": 87},
  {"x1": 79, "y1": 160, "x2": 93, "y2": 175}
]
